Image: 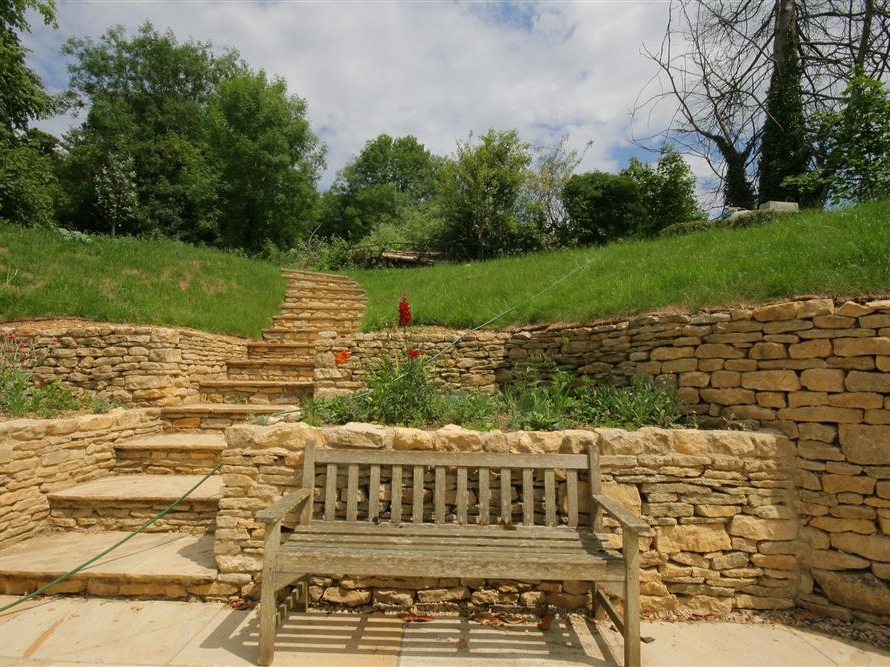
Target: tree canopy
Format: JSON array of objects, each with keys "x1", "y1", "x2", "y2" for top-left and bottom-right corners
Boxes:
[{"x1": 56, "y1": 22, "x2": 324, "y2": 250}]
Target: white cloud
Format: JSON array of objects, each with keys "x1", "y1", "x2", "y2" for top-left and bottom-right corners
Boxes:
[{"x1": 24, "y1": 0, "x2": 680, "y2": 188}]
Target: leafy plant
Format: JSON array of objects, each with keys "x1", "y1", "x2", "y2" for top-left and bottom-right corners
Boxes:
[{"x1": 0, "y1": 331, "x2": 112, "y2": 417}]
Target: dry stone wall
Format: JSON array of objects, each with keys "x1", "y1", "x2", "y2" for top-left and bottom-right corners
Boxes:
[
  {"x1": 0, "y1": 409, "x2": 164, "y2": 550},
  {"x1": 314, "y1": 296, "x2": 890, "y2": 623},
  {"x1": 216, "y1": 422, "x2": 799, "y2": 617},
  {"x1": 2, "y1": 323, "x2": 245, "y2": 406}
]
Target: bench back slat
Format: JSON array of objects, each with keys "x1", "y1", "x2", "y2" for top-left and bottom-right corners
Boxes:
[
  {"x1": 301, "y1": 443, "x2": 599, "y2": 529},
  {"x1": 522, "y1": 469, "x2": 534, "y2": 526}
]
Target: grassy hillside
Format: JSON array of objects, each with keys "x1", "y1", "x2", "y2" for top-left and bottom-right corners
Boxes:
[
  {"x1": 0, "y1": 226, "x2": 285, "y2": 338},
  {"x1": 2, "y1": 201, "x2": 887, "y2": 336},
  {"x1": 350, "y1": 200, "x2": 890, "y2": 330}
]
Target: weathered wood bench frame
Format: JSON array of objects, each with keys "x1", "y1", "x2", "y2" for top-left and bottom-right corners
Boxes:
[{"x1": 256, "y1": 442, "x2": 647, "y2": 666}]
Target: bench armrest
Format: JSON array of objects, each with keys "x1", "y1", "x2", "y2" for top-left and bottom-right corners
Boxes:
[
  {"x1": 592, "y1": 494, "x2": 649, "y2": 534},
  {"x1": 256, "y1": 488, "x2": 313, "y2": 524}
]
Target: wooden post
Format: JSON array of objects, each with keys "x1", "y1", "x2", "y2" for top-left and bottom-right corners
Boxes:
[
  {"x1": 623, "y1": 530, "x2": 641, "y2": 667},
  {"x1": 258, "y1": 518, "x2": 281, "y2": 666}
]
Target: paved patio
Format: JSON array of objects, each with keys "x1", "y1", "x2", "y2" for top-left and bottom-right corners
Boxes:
[{"x1": 1, "y1": 595, "x2": 888, "y2": 666}]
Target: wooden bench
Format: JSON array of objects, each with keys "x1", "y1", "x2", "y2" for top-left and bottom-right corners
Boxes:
[{"x1": 256, "y1": 442, "x2": 647, "y2": 666}]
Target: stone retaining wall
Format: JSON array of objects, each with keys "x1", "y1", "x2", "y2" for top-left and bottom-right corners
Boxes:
[
  {"x1": 2, "y1": 323, "x2": 246, "y2": 406},
  {"x1": 313, "y1": 296, "x2": 890, "y2": 623},
  {"x1": 216, "y1": 423, "x2": 803, "y2": 618},
  {"x1": 0, "y1": 409, "x2": 164, "y2": 550}
]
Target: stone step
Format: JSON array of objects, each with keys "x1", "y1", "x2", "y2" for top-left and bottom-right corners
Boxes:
[
  {"x1": 160, "y1": 403, "x2": 296, "y2": 429},
  {"x1": 278, "y1": 304, "x2": 366, "y2": 318},
  {"x1": 48, "y1": 474, "x2": 223, "y2": 534},
  {"x1": 281, "y1": 269, "x2": 359, "y2": 285},
  {"x1": 0, "y1": 531, "x2": 227, "y2": 599},
  {"x1": 226, "y1": 359, "x2": 314, "y2": 381},
  {"x1": 282, "y1": 293, "x2": 367, "y2": 306},
  {"x1": 261, "y1": 327, "x2": 318, "y2": 343},
  {"x1": 114, "y1": 432, "x2": 227, "y2": 475},
  {"x1": 246, "y1": 341, "x2": 315, "y2": 360},
  {"x1": 199, "y1": 380, "x2": 314, "y2": 405},
  {"x1": 271, "y1": 314, "x2": 361, "y2": 332}
]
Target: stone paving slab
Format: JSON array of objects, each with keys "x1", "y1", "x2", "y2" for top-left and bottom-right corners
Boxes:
[
  {"x1": 1, "y1": 596, "x2": 889, "y2": 667},
  {"x1": 115, "y1": 432, "x2": 227, "y2": 451},
  {"x1": 48, "y1": 475, "x2": 223, "y2": 503},
  {"x1": 0, "y1": 532, "x2": 216, "y2": 580}
]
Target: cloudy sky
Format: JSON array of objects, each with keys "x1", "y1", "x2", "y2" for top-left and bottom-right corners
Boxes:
[{"x1": 23, "y1": 0, "x2": 686, "y2": 190}]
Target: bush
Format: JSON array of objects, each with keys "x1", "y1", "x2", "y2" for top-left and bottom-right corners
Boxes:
[{"x1": 307, "y1": 351, "x2": 689, "y2": 431}]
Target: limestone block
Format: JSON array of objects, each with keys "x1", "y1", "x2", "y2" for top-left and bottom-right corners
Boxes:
[
  {"x1": 833, "y1": 337, "x2": 890, "y2": 357},
  {"x1": 322, "y1": 586, "x2": 371, "y2": 607},
  {"x1": 700, "y1": 388, "x2": 756, "y2": 406},
  {"x1": 695, "y1": 344, "x2": 746, "y2": 359},
  {"x1": 512, "y1": 430, "x2": 564, "y2": 454},
  {"x1": 470, "y1": 589, "x2": 500, "y2": 605},
  {"x1": 730, "y1": 516, "x2": 797, "y2": 541},
  {"x1": 323, "y1": 423, "x2": 392, "y2": 449},
  {"x1": 374, "y1": 589, "x2": 415, "y2": 606},
  {"x1": 799, "y1": 369, "x2": 845, "y2": 392},
  {"x1": 416, "y1": 586, "x2": 469, "y2": 603},
  {"x1": 392, "y1": 427, "x2": 434, "y2": 451},
  {"x1": 821, "y1": 474, "x2": 875, "y2": 495},
  {"x1": 780, "y1": 406, "x2": 862, "y2": 423},
  {"x1": 656, "y1": 523, "x2": 731, "y2": 553},
  {"x1": 845, "y1": 370, "x2": 890, "y2": 393},
  {"x1": 812, "y1": 569, "x2": 890, "y2": 616},
  {"x1": 740, "y1": 370, "x2": 800, "y2": 391},
  {"x1": 751, "y1": 554, "x2": 797, "y2": 570},
  {"x1": 810, "y1": 549, "x2": 870, "y2": 570},
  {"x1": 434, "y1": 424, "x2": 484, "y2": 452},
  {"x1": 830, "y1": 532, "x2": 890, "y2": 562},
  {"x1": 734, "y1": 594, "x2": 793, "y2": 610},
  {"x1": 838, "y1": 424, "x2": 890, "y2": 465}
]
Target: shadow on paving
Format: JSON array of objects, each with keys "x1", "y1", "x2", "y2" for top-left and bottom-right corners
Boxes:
[{"x1": 202, "y1": 608, "x2": 618, "y2": 665}]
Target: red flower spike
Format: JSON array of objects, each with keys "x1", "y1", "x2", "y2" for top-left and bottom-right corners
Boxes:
[
  {"x1": 407, "y1": 349, "x2": 420, "y2": 359},
  {"x1": 398, "y1": 297, "x2": 412, "y2": 328},
  {"x1": 334, "y1": 350, "x2": 351, "y2": 365}
]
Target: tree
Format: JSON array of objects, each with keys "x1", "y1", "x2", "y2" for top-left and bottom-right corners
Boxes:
[
  {"x1": 526, "y1": 134, "x2": 590, "y2": 243},
  {"x1": 59, "y1": 23, "x2": 241, "y2": 240},
  {"x1": 790, "y1": 71, "x2": 890, "y2": 204},
  {"x1": 58, "y1": 23, "x2": 324, "y2": 251},
  {"x1": 205, "y1": 71, "x2": 325, "y2": 252},
  {"x1": 621, "y1": 146, "x2": 703, "y2": 236},
  {"x1": 93, "y1": 150, "x2": 137, "y2": 237},
  {"x1": 637, "y1": 0, "x2": 890, "y2": 209},
  {"x1": 758, "y1": 0, "x2": 811, "y2": 204},
  {"x1": 436, "y1": 129, "x2": 534, "y2": 260},
  {"x1": 319, "y1": 134, "x2": 441, "y2": 241},
  {"x1": 561, "y1": 172, "x2": 643, "y2": 246},
  {"x1": 0, "y1": 0, "x2": 58, "y2": 226}
]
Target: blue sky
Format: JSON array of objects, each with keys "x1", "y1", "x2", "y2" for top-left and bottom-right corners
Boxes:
[{"x1": 23, "y1": 0, "x2": 693, "y2": 191}]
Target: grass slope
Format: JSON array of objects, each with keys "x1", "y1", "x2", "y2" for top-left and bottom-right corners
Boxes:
[
  {"x1": 0, "y1": 226, "x2": 285, "y2": 338},
  {"x1": 351, "y1": 200, "x2": 890, "y2": 330}
]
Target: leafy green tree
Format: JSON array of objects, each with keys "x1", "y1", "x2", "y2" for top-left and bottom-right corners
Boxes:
[
  {"x1": 205, "y1": 71, "x2": 324, "y2": 252},
  {"x1": 526, "y1": 134, "x2": 590, "y2": 245},
  {"x1": 437, "y1": 129, "x2": 534, "y2": 259},
  {"x1": 561, "y1": 172, "x2": 643, "y2": 246},
  {"x1": 621, "y1": 147, "x2": 703, "y2": 236},
  {"x1": 93, "y1": 150, "x2": 137, "y2": 237},
  {"x1": 791, "y1": 72, "x2": 890, "y2": 205},
  {"x1": 0, "y1": 0, "x2": 58, "y2": 226},
  {"x1": 59, "y1": 23, "x2": 241, "y2": 240},
  {"x1": 319, "y1": 134, "x2": 441, "y2": 241}
]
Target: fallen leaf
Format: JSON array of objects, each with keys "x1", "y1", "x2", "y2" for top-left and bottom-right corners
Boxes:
[
  {"x1": 456, "y1": 638, "x2": 469, "y2": 649},
  {"x1": 642, "y1": 636, "x2": 656, "y2": 644},
  {"x1": 227, "y1": 597, "x2": 255, "y2": 611},
  {"x1": 399, "y1": 613, "x2": 434, "y2": 623},
  {"x1": 536, "y1": 614, "x2": 553, "y2": 631}
]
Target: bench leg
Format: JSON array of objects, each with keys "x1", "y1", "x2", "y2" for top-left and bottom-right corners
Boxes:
[
  {"x1": 258, "y1": 521, "x2": 282, "y2": 666},
  {"x1": 623, "y1": 532, "x2": 641, "y2": 667}
]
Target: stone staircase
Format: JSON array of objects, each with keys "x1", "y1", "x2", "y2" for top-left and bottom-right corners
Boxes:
[
  {"x1": 0, "y1": 431, "x2": 225, "y2": 599},
  {"x1": 160, "y1": 269, "x2": 367, "y2": 429},
  {"x1": 0, "y1": 270, "x2": 366, "y2": 600}
]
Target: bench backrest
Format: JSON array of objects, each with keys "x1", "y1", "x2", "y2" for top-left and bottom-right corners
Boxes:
[{"x1": 300, "y1": 444, "x2": 602, "y2": 529}]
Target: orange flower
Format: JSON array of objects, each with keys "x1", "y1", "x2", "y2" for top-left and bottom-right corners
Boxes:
[{"x1": 334, "y1": 350, "x2": 351, "y2": 364}]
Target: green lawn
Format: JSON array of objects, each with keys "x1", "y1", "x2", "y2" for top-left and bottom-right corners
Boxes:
[
  {"x1": 0, "y1": 227, "x2": 285, "y2": 338},
  {"x1": 2, "y1": 200, "x2": 888, "y2": 336},
  {"x1": 349, "y1": 200, "x2": 890, "y2": 330}
]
